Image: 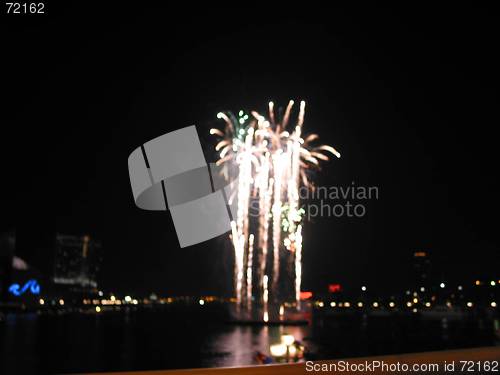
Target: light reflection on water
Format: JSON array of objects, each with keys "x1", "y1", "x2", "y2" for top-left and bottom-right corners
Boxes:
[
  {"x1": 0, "y1": 309, "x2": 497, "y2": 374},
  {"x1": 201, "y1": 325, "x2": 309, "y2": 367}
]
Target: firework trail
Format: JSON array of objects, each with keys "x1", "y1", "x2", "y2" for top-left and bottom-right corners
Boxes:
[{"x1": 211, "y1": 101, "x2": 340, "y2": 312}]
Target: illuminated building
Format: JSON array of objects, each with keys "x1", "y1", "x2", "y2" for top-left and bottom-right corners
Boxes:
[
  {"x1": 53, "y1": 234, "x2": 102, "y2": 289},
  {"x1": 413, "y1": 250, "x2": 432, "y2": 287},
  {"x1": 1, "y1": 230, "x2": 43, "y2": 305},
  {"x1": 328, "y1": 284, "x2": 342, "y2": 293}
]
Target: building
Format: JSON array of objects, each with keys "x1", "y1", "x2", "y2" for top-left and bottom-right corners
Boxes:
[
  {"x1": 0, "y1": 232, "x2": 15, "y2": 301},
  {"x1": 2, "y1": 231, "x2": 102, "y2": 305},
  {"x1": 1, "y1": 231, "x2": 44, "y2": 305},
  {"x1": 53, "y1": 234, "x2": 102, "y2": 290},
  {"x1": 412, "y1": 250, "x2": 432, "y2": 288}
]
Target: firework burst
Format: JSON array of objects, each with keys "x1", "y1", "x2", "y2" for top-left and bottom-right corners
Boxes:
[{"x1": 211, "y1": 100, "x2": 340, "y2": 312}]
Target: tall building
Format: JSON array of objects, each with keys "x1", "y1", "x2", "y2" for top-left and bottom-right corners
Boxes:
[
  {"x1": 0, "y1": 232, "x2": 15, "y2": 301},
  {"x1": 412, "y1": 250, "x2": 432, "y2": 287},
  {"x1": 53, "y1": 234, "x2": 102, "y2": 289}
]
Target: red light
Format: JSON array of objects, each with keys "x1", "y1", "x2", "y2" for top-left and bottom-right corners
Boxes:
[
  {"x1": 328, "y1": 284, "x2": 342, "y2": 293},
  {"x1": 300, "y1": 291, "x2": 313, "y2": 300}
]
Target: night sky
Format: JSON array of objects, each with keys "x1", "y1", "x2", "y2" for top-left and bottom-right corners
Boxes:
[{"x1": 1, "y1": 5, "x2": 498, "y2": 296}]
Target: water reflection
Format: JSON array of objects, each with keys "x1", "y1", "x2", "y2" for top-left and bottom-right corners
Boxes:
[
  {"x1": 201, "y1": 325, "x2": 309, "y2": 367},
  {"x1": 0, "y1": 309, "x2": 497, "y2": 374}
]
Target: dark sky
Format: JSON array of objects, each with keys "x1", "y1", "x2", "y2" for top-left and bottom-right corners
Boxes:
[{"x1": 1, "y1": 5, "x2": 498, "y2": 296}]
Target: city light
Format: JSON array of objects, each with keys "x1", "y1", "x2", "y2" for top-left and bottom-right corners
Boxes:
[
  {"x1": 330, "y1": 302, "x2": 336, "y2": 307},
  {"x1": 389, "y1": 302, "x2": 395, "y2": 308},
  {"x1": 8, "y1": 279, "x2": 41, "y2": 296},
  {"x1": 95, "y1": 306, "x2": 101, "y2": 313},
  {"x1": 39, "y1": 298, "x2": 45, "y2": 305},
  {"x1": 490, "y1": 280, "x2": 496, "y2": 286},
  {"x1": 299, "y1": 291, "x2": 312, "y2": 300},
  {"x1": 124, "y1": 296, "x2": 132, "y2": 303},
  {"x1": 282, "y1": 334, "x2": 295, "y2": 347},
  {"x1": 425, "y1": 302, "x2": 431, "y2": 307},
  {"x1": 413, "y1": 298, "x2": 418, "y2": 304},
  {"x1": 372, "y1": 302, "x2": 379, "y2": 308},
  {"x1": 199, "y1": 299, "x2": 205, "y2": 306},
  {"x1": 328, "y1": 284, "x2": 342, "y2": 293},
  {"x1": 420, "y1": 287, "x2": 425, "y2": 292},
  {"x1": 344, "y1": 302, "x2": 351, "y2": 308},
  {"x1": 467, "y1": 302, "x2": 473, "y2": 307},
  {"x1": 270, "y1": 343, "x2": 287, "y2": 357},
  {"x1": 440, "y1": 283, "x2": 445, "y2": 289},
  {"x1": 59, "y1": 299, "x2": 64, "y2": 305},
  {"x1": 357, "y1": 302, "x2": 363, "y2": 308},
  {"x1": 406, "y1": 302, "x2": 412, "y2": 307},
  {"x1": 475, "y1": 280, "x2": 481, "y2": 286},
  {"x1": 361, "y1": 286, "x2": 367, "y2": 292},
  {"x1": 491, "y1": 302, "x2": 497, "y2": 308}
]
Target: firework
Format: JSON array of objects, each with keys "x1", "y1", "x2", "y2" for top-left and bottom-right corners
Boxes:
[{"x1": 211, "y1": 100, "x2": 340, "y2": 312}]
